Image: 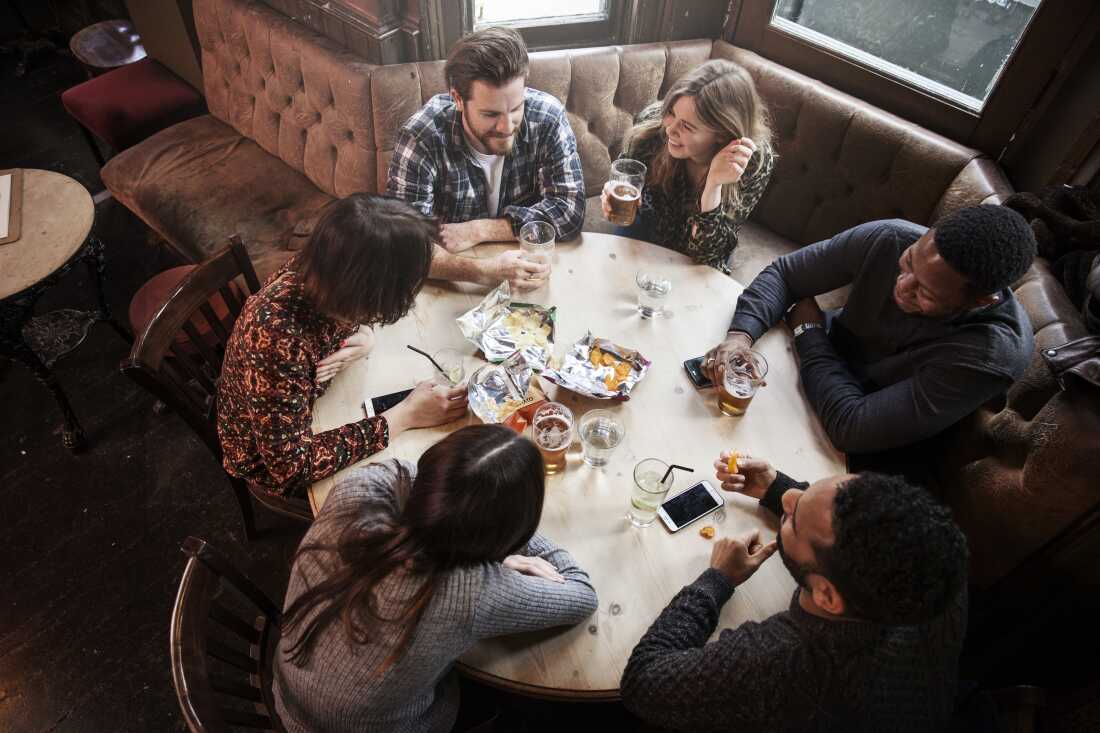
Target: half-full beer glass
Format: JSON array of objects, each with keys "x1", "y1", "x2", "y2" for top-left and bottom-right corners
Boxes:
[
  {"x1": 532, "y1": 402, "x2": 574, "y2": 475},
  {"x1": 606, "y1": 159, "x2": 646, "y2": 226},
  {"x1": 717, "y1": 350, "x2": 768, "y2": 417}
]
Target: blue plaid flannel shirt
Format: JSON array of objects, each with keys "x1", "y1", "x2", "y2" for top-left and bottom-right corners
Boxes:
[{"x1": 386, "y1": 89, "x2": 586, "y2": 239}]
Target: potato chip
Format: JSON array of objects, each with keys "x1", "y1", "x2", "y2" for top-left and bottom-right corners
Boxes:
[
  {"x1": 727, "y1": 451, "x2": 740, "y2": 474},
  {"x1": 589, "y1": 347, "x2": 603, "y2": 367},
  {"x1": 699, "y1": 526, "x2": 716, "y2": 539}
]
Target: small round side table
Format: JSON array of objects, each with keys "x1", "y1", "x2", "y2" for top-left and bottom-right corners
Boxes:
[
  {"x1": 0, "y1": 169, "x2": 130, "y2": 451},
  {"x1": 69, "y1": 19, "x2": 146, "y2": 78}
]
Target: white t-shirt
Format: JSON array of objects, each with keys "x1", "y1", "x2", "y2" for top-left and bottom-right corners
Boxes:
[{"x1": 469, "y1": 147, "x2": 505, "y2": 218}]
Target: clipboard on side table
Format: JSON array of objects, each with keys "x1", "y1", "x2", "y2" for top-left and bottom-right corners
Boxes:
[{"x1": 0, "y1": 168, "x2": 24, "y2": 246}]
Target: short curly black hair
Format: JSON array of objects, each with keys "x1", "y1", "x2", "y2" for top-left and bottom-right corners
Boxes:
[
  {"x1": 817, "y1": 473, "x2": 968, "y2": 625},
  {"x1": 934, "y1": 204, "x2": 1036, "y2": 294}
]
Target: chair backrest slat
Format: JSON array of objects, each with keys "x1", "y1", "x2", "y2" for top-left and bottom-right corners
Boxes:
[
  {"x1": 210, "y1": 675, "x2": 263, "y2": 703},
  {"x1": 162, "y1": 352, "x2": 210, "y2": 416},
  {"x1": 209, "y1": 601, "x2": 262, "y2": 644},
  {"x1": 180, "y1": 320, "x2": 223, "y2": 379},
  {"x1": 220, "y1": 708, "x2": 273, "y2": 729},
  {"x1": 198, "y1": 302, "x2": 233, "y2": 346},
  {"x1": 208, "y1": 637, "x2": 259, "y2": 674},
  {"x1": 218, "y1": 283, "x2": 245, "y2": 320},
  {"x1": 169, "y1": 343, "x2": 218, "y2": 397}
]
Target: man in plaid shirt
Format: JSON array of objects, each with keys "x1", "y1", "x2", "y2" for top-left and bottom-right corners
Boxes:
[{"x1": 387, "y1": 26, "x2": 585, "y2": 293}]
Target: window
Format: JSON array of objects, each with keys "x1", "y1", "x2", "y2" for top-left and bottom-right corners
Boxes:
[
  {"x1": 732, "y1": 0, "x2": 1093, "y2": 154},
  {"x1": 474, "y1": 0, "x2": 609, "y2": 28},
  {"x1": 772, "y1": 0, "x2": 1040, "y2": 111}
]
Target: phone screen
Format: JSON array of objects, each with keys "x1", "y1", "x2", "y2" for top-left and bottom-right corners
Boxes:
[
  {"x1": 367, "y1": 388, "x2": 413, "y2": 417},
  {"x1": 662, "y1": 481, "x2": 722, "y2": 528},
  {"x1": 683, "y1": 356, "x2": 714, "y2": 389}
]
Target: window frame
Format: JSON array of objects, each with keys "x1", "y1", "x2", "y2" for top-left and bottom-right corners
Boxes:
[
  {"x1": 441, "y1": 0, "x2": 632, "y2": 53},
  {"x1": 730, "y1": 0, "x2": 1097, "y2": 155}
]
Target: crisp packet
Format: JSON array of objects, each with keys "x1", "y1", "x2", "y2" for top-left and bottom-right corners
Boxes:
[
  {"x1": 468, "y1": 351, "x2": 545, "y2": 424},
  {"x1": 541, "y1": 332, "x2": 650, "y2": 400},
  {"x1": 456, "y1": 282, "x2": 555, "y2": 371}
]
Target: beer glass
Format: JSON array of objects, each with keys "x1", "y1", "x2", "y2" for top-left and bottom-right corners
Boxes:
[
  {"x1": 629, "y1": 458, "x2": 674, "y2": 527},
  {"x1": 518, "y1": 221, "x2": 556, "y2": 268},
  {"x1": 532, "y1": 402, "x2": 574, "y2": 475},
  {"x1": 717, "y1": 350, "x2": 769, "y2": 417},
  {"x1": 606, "y1": 159, "x2": 646, "y2": 226},
  {"x1": 579, "y1": 409, "x2": 625, "y2": 467}
]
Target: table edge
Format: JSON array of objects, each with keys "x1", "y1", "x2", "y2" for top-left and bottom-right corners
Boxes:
[{"x1": 455, "y1": 662, "x2": 621, "y2": 703}]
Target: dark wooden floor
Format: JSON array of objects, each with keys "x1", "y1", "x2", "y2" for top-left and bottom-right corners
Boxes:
[{"x1": 1, "y1": 34, "x2": 1097, "y2": 733}]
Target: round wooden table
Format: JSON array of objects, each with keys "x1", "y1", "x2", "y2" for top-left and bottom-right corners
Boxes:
[
  {"x1": 0, "y1": 169, "x2": 129, "y2": 450},
  {"x1": 309, "y1": 232, "x2": 844, "y2": 699}
]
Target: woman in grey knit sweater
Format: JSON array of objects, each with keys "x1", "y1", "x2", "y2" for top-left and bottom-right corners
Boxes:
[{"x1": 273, "y1": 424, "x2": 598, "y2": 733}]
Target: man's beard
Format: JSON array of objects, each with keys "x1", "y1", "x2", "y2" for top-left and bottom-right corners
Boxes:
[
  {"x1": 776, "y1": 529, "x2": 813, "y2": 591},
  {"x1": 462, "y1": 107, "x2": 514, "y2": 154}
]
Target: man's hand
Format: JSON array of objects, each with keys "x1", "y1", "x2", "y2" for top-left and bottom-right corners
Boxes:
[
  {"x1": 713, "y1": 452, "x2": 777, "y2": 500},
  {"x1": 701, "y1": 331, "x2": 753, "y2": 384},
  {"x1": 440, "y1": 220, "x2": 485, "y2": 253},
  {"x1": 482, "y1": 249, "x2": 549, "y2": 293},
  {"x1": 785, "y1": 297, "x2": 825, "y2": 332},
  {"x1": 316, "y1": 327, "x2": 374, "y2": 384},
  {"x1": 503, "y1": 555, "x2": 565, "y2": 583},
  {"x1": 709, "y1": 530, "x2": 777, "y2": 586}
]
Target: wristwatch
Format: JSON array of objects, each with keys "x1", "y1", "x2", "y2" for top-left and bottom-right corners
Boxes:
[{"x1": 792, "y1": 322, "x2": 824, "y2": 339}]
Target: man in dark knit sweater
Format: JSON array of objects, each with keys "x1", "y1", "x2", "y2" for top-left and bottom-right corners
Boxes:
[
  {"x1": 702, "y1": 205, "x2": 1037, "y2": 461},
  {"x1": 621, "y1": 454, "x2": 968, "y2": 732}
]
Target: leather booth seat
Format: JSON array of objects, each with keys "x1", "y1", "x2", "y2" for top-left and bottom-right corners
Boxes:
[{"x1": 101, "y1": 0, "x2": 1098, "y2": 594}]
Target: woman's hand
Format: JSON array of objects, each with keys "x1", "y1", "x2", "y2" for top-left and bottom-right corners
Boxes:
[
  {"x1": 713, "y1": 452, "x2": 777, "y2": 500},
  {"x1": 316, "y1": 327, "x2": 375, "y2": 384},
  {"x1": 705, "y1": 137, "x2": 757, "y2": 190},
  {"x1": 503, "y1": 555, "x2": 565, "y2": 583},
  {"x1": 600, "y1": 181, "x2": 615, "y2": 220},
  {"x1": 381, "y1": 379, "x2": 468, "y2": 435}
]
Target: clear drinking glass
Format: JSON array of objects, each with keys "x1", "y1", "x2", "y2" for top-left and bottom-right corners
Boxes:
[
  {"x1": 629, "y1": 458, "x2": 674, "y2": 527},
  {"x1": 532, "y1": 402, "x2": 574, "y2": 476},
  {"x1": 579, "y1": 409, "x2": 625, "y2": 467},
  {"x1": 717, "y1": 349, "x2": 769, "y2": 417},
  {"x1": 518, "y1": 221, "x2": 556, "y2": 268},
  {"x1": 635, "y1": 272, "x2": 672, "y2": 318},
  {"x1": 606, "y1": 159, "x2": 646, "y2": 227},
  {"x1": 431, "y1": 348, "x2": 466, "y2": 386}
]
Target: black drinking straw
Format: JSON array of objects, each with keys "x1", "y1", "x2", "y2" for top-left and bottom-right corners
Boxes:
[
  {"x1": 406, "y1": 344, "x2": 446, "y2": 376},
  {"x1": 661, "y1": 464, "x2": 694, "y2": 484}
]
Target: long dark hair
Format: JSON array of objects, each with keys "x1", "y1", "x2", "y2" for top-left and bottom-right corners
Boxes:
[
  {"x1": 297, "y1": 193, "x2": 436, "y2": 325},
  {"x1": 281, "y1": 425, "x2": 545, "y2": 671}
]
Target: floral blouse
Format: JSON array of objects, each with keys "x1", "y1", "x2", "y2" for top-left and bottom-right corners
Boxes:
[
  {"x1": 624, "y1": 133, "x2": 775, "y2": 274},
  {"x1": 216, "y1": 260, "x2": 388, "y2": 498}
]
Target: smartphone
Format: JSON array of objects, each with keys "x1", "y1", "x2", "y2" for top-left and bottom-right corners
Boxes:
[
  {"x1": 683, "y1": 356, "x2": 714, "y2": 389},
  {"x1": 658, "y1": 480, "x2": 724, "y2": 532},
  {"x1": 363, "y1": 388, "x2": 413, "y2": 418}
]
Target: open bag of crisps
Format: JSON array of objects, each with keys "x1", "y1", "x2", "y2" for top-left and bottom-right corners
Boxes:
[
  {"x1": 467, "y1": 351, "x2": 546, "y2": 426},
  {"x1": 540, "y1": 332, "x2": 650, "y2": 400},
  {"x1": 456, "y1": 282, "x2": 555, "y2": 371}
]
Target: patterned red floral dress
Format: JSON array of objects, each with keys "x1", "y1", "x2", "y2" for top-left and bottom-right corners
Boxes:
[{"x1": 216, "y1": 260, "x2": 388, "y2": 498}]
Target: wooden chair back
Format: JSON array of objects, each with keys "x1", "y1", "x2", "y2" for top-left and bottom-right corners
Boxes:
[
  {"x1": 171, "y1": 536, "x2": 285, "y2": 732},
  {"x1": 120, "y1": 236, "x2": 311, "y2": 539}
]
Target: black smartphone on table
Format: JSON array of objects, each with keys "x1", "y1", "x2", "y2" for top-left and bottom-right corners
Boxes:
[
  {"x1": 363, "y1": 388, "x2": 413, "y2": 417},
  {"x1": 683, "y1": 356, "x2": 714, "y2": 389}
]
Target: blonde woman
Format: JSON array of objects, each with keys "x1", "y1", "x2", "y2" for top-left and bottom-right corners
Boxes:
[{"x1": 602, "y1": 60, "x2": 775, "y2": 273}]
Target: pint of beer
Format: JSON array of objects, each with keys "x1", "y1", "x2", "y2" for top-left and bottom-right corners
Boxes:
[
  {"x1": 533, "y1": 402, "x2": 574, "y2": 475},
  {"x1": 717, "y1": 350, "x2": 769, "y2": 417},
  {"x1": 606, "y1": 159, "x2": 647, "y2": 227}
]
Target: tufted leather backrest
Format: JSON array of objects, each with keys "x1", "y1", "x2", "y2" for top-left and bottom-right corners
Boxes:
[{"x1": 194, "y1": 0, "x2": 379, "y2": 198}]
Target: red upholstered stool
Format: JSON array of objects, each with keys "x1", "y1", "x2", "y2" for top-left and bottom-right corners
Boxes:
[
  {"x1": 61, "y1": 57, "x2": 206, "y2": 167},
  {"x1": 130, "y1": 266, "x2": 242, "y2": 352}
]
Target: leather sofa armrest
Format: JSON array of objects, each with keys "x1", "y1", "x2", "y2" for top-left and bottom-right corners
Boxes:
[{"x1": 931, "y1": 156, "x2": 1015, "y2": 223}]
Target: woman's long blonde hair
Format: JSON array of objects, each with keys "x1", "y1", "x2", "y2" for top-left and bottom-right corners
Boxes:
[{"x1": 624, "y1": 59, "x2": 772, "y2": 213}]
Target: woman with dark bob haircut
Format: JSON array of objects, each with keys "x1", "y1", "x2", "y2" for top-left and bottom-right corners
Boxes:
[
  {"x1": 273, "y1": 424, "x2": 598, "y2": 733},
  {"x1": 217, "y1": 194, "x2": 467, "y2": 499}
]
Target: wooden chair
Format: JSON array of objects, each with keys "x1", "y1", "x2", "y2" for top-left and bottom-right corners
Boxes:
[
  {"x1": 120, "y1": 236, "x2": 311, "y2": 539},
  {"x1": 171, "y1": 536, "x2": 285, "y2": 732}
]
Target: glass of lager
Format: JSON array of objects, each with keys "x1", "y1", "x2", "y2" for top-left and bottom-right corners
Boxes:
[
  {"x1": 605, "y1": 159, "x2": 646, "y2": 226},
  {"x1": 717, "y1": 349, "x2": 768, "y2": 417},
  {"x1": 629, "y1": 458, "x2": 674, "y2": 527},
  {"x1": 519, "y1": 221, "x2": 556, "y2": 268},
  {"x1": 532, "y1": 402, "x2": 574, "y2": 475}
]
